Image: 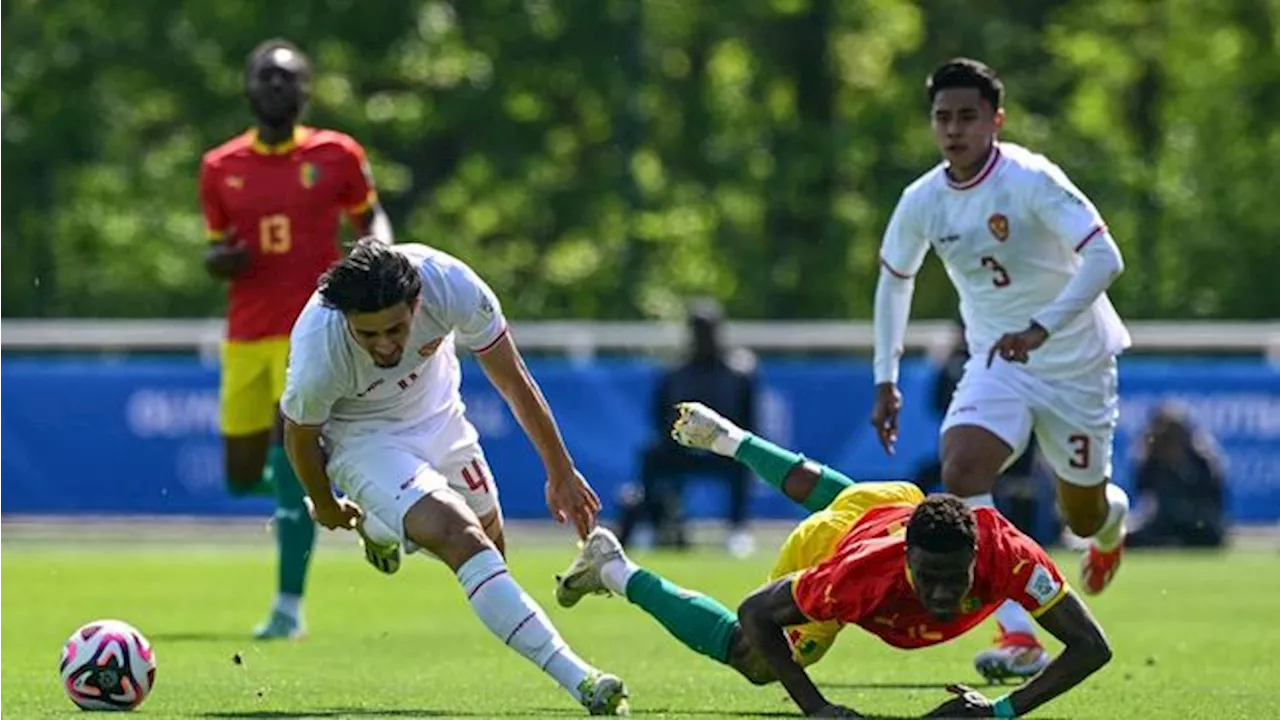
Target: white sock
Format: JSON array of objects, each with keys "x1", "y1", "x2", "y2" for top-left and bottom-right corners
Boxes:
[
  {"x1": 1091, "y1": 484, "x2": 1130, "y2": 551},
  {"x1": 600, "y1": 557, "x2": 640, "y2": 596},
  {"x1": 457, "y1": 549, "x2": 593, "y2": 701},
  {"x1": 994, "y1": 601, "x2": 1038, "y2": 638},
  {"x1": 274, "y1": 593, "x2": 302, "y2": 620},
  {"x1": 963, "y1": 493, "x2": 996, "y2": 508},
  {"x1": 710, "y1": 426, "x2": 748, "y2": 457}
]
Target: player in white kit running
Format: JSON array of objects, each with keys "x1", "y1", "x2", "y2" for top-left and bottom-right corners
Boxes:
[
  {"x1": 280, "y1": 238, "x2": 629, "y2": 715},
  {"x1": 870, "y1": 59, "x2": 1130, "y2": 682}
]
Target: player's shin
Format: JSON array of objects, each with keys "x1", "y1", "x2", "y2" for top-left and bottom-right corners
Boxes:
[
  {"x1": 271, "y1": 444, "x2": 315, "y2": 602},
  {"x1": 622, "y1": 568, "x2": 738, "y2": 664},
  {"x1": 734, "y1": 436, "x2": 853, "y2": 512},
  {"x1": 456, "y1": 548, "x2": 594, "y2": 701},
  {"x1": 1090, "y1": 484, "x2": 1129, "y2": 551}
]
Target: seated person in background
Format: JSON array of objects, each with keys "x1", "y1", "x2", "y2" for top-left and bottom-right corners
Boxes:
[
  {"x1": 1128, "y1": 403, "x2": 1227, "y2": 548},
  {"x1": 616, "y1": 298, "x2": 759, "y2": 556}
]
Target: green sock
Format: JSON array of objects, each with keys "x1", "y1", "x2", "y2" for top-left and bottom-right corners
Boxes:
[
  {"x1": 270, "y1": 445, "x2": 315, "y2": 597},
  {"x1": 735, "y1": 435, "x2": 855, "y2": 512},
  {"x1": 624, "y1": 568, "x2": 738, "y2": 664}
]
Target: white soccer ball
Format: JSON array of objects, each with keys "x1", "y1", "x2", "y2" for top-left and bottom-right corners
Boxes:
[{"x1": 59, "y1": 619, "x2": 156, "y2": 711}]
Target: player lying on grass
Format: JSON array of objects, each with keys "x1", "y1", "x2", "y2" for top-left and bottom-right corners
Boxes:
[
  {"x1": 557, "y1": 403, "x2": 1111, "y2": 718},
  {"x1": 281, "y1": 238, "x2": 629, "y2": 715}
]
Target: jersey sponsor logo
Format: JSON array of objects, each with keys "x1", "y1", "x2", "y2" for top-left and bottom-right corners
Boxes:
[
  {"x1": 934, "y1": 233, "x2": 961, "y2": 245},
  {"x1": 987, "y1": 213, "x2": 1010, "y2": 241},
  {"x1": 356, "y1": 378, "x2": 386, "y2": 397},
  {"x1": 417, "y1": 337, "x2": 444, "y2": 357},
  {"x1": 225, "y1": 175, "x2": 244, "y2": 190},
  {"x1": 1024, "y1": 564, "x2": 1062, "y2": 605},
  {"x1": 299, "y1": 162, "x2": 319, "y2": 189}
]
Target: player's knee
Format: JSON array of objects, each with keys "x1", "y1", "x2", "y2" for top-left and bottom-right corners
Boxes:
[
  {"x1": 404, "y1": 495, "x2": 492, "y2": 569},
  {"x1": 727, "y1": 632, "x2": 776, "y2": 686},
  {"x1": 939, "y1": 453, "x2": 995, "y2": 497},
  {"x1": 223, "y1": 434, "x2": 270, "y2": 493}
]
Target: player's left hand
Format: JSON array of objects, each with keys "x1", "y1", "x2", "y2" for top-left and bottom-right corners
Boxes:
[
  {"x1": 544, "y1": 468, "x2": 602, "y2": 539},
  {"x1": 986, "y1": 323, "x2": 1049, "y2": 367},
  {"x1": 921, "y1": 684, "x2": 995, "y2": 717}
]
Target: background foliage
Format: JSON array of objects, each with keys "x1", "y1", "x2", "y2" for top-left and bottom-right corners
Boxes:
[{"x1": 4, "y1": 0, "x2": 1278, "y2": 320}]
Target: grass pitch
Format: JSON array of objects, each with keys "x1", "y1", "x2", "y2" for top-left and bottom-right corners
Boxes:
[{"x1": 2, "y1": 521, "x2": 1276, "y2": 718}]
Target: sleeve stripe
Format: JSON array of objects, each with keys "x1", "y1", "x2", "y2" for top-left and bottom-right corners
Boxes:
[
  {"x1": 1074, "y1": 225, "x2": 1106, "y2": 252},
  {"x1": 880, "y1": 257, "x2": 913, "y2": 279},
  {"x1": 473, "y1": 325, "x2": 509, "y2": 354},
  {"x1": 346, "y1": 190, "x2": 377, "y2": 216},
  {"x1": 1028, "y1": 585, "x2": 1071, "y2": 618}
]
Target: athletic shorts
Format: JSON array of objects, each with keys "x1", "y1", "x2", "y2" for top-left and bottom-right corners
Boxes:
[
  {"x1": 219, "y1": 337, "x2": 290, "y2": 435},
  {"x1": 769, "y1": 481, "x2": 925, "y2": 666},
  {"x1": 940, "y1": 357, "x2": 1119, "y2": 487},
  {"x1": 325, "y1": 420, "x2": 501, "y2": 554}
]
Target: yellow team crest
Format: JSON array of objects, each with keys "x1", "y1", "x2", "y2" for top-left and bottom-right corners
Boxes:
[
  {"x1": 987, "y1": 213, "x2": 1009, "y2": 241},
  {"x1": 299, "y1": 162, "x2": 319, "y2": 189}
]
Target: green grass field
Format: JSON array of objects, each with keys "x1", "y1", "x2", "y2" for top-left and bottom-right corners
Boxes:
[{"x1": 3, "y1": 524, "x2": 1277, "y2": 719}]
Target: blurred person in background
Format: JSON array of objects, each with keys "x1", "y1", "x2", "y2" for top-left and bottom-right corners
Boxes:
[
  {"x1": 1127, "y1": 403, "x2": 1227, "y2": 548},
  {"x1": 616, "y1": 299, "x2": 760, "y2": 557},
  {"x1": 199, "y1": 38, "x2": 394, "y2": 640}
]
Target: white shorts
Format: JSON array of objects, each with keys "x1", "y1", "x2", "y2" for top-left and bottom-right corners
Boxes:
[
  {"x1": 325, "y1": 425, "x2": 501, "y2": 552},
  {"x1": 940, "y1": 357, "x2": 1119, "y2": 487}
]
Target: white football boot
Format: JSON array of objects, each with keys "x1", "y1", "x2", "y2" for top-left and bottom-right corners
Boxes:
[
  {"x1": 973, "y1": 631, "x2": 1051, "y2": 683},
  {"x1": 669, "y1": 401, "x2": 746, "y2": 457},
  {"x1": 556, "y1": 527, "x2": 626, "y2": 608},
  {"x1": 578, "y1": 671, "x2": 631, "y2": 716}
]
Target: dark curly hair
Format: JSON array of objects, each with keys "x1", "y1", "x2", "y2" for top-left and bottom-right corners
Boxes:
[
  {"x1": 926, "y1": 58, "x2": 1003, "y2": 110},
  {"x1": 906, "y1": 494, "x2": 978, "y2": 554},
  {"x1": 318, "y1": 237, "x2": 421, "y2": 314}
]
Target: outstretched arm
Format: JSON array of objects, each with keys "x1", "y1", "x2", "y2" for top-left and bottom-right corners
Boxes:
[
  {"x1": 1010, "y1": 591, "x2": 1112, "y2": 714},
  {"x1": 923, "y1": 590, "x2": 1111, "y2": 718},
  {"x1": 738, "y1": 577, "x2": 858, "y2": 717},
  {"x1": 476, "y1": 332, "x2": 601, "y2": 538}
]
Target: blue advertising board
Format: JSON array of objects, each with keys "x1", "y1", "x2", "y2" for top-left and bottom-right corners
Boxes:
[{"x1": 2, "y1": 355, "x2": 1277, "y2": 524}]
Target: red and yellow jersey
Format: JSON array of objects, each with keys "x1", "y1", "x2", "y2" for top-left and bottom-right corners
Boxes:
[
  {"x1": 792, "y1": 504, "x2": 1068, "y2": 650},
  {"x1": 200, "y1": 127, "x2": 376, "y2": 341}
]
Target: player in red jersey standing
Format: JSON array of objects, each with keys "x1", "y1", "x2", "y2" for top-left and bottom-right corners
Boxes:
[
  {"x1": 199, "y1": 38, "x2": 393, "y2": 640},
  {"x1": 558, "y1": 403, "x2": 1111, "y2": 718}
]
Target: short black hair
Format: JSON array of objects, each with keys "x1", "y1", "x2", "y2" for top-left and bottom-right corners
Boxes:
[
  {"x1": 926, "y1": 58, "x2": 1003, "y2": 110},
  {"x1": 906, "y1": 495, "x2": 978, "y2": 555},
  {"x1": 318, "y1": 238, "x2": 421, "y2": 314},
  {"x1": 245, "y1": 38, "x2": 311, "y2": 79}
]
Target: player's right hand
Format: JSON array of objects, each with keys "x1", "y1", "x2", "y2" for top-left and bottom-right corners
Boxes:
[
  {"x1": 304, "y1": 495, "x2": 363, "y2": 531},
  {"x1": 870, "y1": 383, "x2": 902, "y2": 455},
  {"x1": 203, "y1": 232, "x2": 250, "y2": 280}
]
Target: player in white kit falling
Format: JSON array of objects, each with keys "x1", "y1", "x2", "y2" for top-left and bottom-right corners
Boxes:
[
  {"x1": 280, "y1": 238, "x2": 629, "y2": 715},
  {"x1": 870, "y1": 59, "x2": 1131, "y2": 682}
]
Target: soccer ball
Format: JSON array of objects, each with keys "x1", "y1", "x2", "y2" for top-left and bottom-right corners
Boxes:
[{"x1": 59, "y1": 619, "x2": 156, "y2": 711}]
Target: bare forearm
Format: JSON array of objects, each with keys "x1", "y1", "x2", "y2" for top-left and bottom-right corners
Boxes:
[
  {"x1": 1009, "y1": 643, "x2": 1111, "y2": 716},
  {"x1": 497, "y1": 370, "x2": 574, "y2": 475},
  {"x1": 283, "y1": 427, "x2": 336, "y2": 507},
  {"x1": 738, "y1": 600, "x2": 828, "y2": 715}
]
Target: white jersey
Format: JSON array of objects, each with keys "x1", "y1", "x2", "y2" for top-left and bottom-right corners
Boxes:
[
  {"x1": 880, "y1": 142, "x2": 1130, "y2": 378},
  {"x1": 280, "y1": 244, "x2": 507, "y2": 446}
]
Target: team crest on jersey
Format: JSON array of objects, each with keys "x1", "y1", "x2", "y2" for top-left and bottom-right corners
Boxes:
[
  {"x1": 417, "y1": 337, "x2": 444, "y2": 357},
  {"x1": 987, "y1": 213, "x2": 1010, "y2": 241},
  {"x1": 299, "y1": 162, "x2": 319, "y2": 189}
]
